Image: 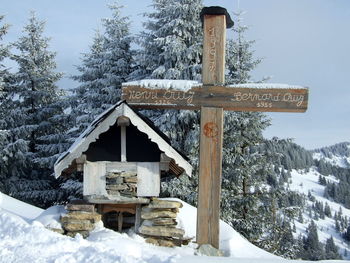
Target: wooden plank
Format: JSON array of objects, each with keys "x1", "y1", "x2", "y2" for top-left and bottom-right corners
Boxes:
[
  {"x1": 120, "y1": 126, "x2": 127, "y2": 162},
  {"x1": 197, "y1": 107, "x2": 224, "y2": 248},
  {"x1": 83, "y1": 161, "x2": 107, "y2": 196},
  {"x1": 202, "y1": 14, "x2": 226, "y2": 85},
  {"x1": 121, "y1": 85, "x2": 309, "y2": 112},
  {"x1": 137, "y1": 162, "x2": 160, "y2": 197},
  {"x1": 106, "y1": 162, "x2": 137, "y2": 173}
]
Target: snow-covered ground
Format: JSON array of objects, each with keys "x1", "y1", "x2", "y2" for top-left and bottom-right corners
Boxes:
[
  {"x1": 313, "y1": 152, "x2": 350, "y2": 169},
  {"x1": 1, "y1": 192, "x2": 348, "y2": 263},
  {"x1": 289, "y1": 168, "x2": 350, "y2": 259}
]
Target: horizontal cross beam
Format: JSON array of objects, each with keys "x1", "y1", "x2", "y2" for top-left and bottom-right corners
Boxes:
[{"x1": 121, "y1": 84, "x2": 309, "y2": 113}]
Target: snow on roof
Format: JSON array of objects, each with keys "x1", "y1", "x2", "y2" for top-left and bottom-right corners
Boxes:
[
  {"x1": 123, "y1": 79, "x2": 202, "y2": 91},
  {"x1": 54, "y1": 101, "x2": 192, "y2": 178},
  {"x1": 228, "y1": 83, "x2": 308, "y2": 89},
  {"x1": 123, "y1": 80, "x2": 307, "y2": 91}
]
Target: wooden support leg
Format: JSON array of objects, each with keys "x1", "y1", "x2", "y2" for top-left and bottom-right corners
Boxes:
[
  {"x1": 118, "y1": 212, "x2": 123, "y2": 232},
  {"x1": 135, "y1": 204, "x2": 142, "y2": 233}
]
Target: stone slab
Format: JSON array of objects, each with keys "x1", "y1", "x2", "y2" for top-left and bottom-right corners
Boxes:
[
  {"x1": 61, "y1": 212, "x2": 101, "y2": 223},
  {"x1": 152, "y1": 218, "x2": 177, "y2": 226},
  {"x1": 66, "y1": 203, "x2": 95, "y2": 213},
  {"x1": 148, "y1": 199, "x2": 183, "y2": 209},
  {"x1": 139, "y1": 226, "x2": 184, "y2": 238},
  {"x1": 62, "y1": 220, "x2": 94, "y2": 232},
  {"x1": 106, "y1": 184, "x2": 128, "y2": 191},
  {"x1": 141, "y1": 210, "x2": 177, "y2": 220},
  {"x1": 106, "y1": 177, "x2": 124, "y2": 184},
  {"x1": 124, "y1": 176, "x2": 138, "y2": 183}
]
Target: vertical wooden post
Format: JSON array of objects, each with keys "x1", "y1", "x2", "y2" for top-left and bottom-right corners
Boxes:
[
  {"x1": 121, "y1": 126, "x2": 127, "y2": 162},
  {"x1": 197, "y1": 13, "x2": 227, "y2": 249},
  {"x1": 118, "y1": 212, "x2": 123, "y2": 232},
  {"x1": 197, "y1": 107, "x2": 223, "y2": 248},
  {"x1": 118, "y1": 116, "x2": 130, "y2": 162},
  {"x1": 202, "y1": 14, "x2": 226, "y2": 85},
  {"x1": 135, "y1": 204, "x2": 142, "y2": 233}
]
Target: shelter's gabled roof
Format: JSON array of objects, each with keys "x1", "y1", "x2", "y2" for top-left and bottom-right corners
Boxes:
[{"x1": 54, "y1": 101, "x2": 192, "y2": 178}]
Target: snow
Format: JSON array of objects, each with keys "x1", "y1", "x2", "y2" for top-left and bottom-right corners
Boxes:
[
  {"x1": 0, "y1": 192, "x2": 349, "y2": 263},
  {"x1": 173, "y1": 198, "x2": 279, "y2": 259},
  {"x1": 313, "y1": 152, "x2": 350, "y2": 168},
  {"x1": 0, "y1": 191, "x2": 43, "y2": 221},
  {"x1": 34, "y1": 205, "x2": 67, "y2": 229},
  {"x1": 228, "y1": 83, "x2": 307, "y2": 90},
  {"x1": 123, "y1": 80, "x2": 308, "y2": 91},
  {"x1": 123, "y1": 79, "x2": 201, "y2": 91},
  {"x1": 288, "y1": 168, "x2": 350, "y2": 257}
]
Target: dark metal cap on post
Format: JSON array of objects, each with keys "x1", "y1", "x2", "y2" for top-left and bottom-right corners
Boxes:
[{"x1": 200, "y1": 6, "x2": 234, "y2": 28}]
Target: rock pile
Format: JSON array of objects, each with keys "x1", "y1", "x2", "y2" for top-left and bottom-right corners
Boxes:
[
  {"x1": 106, "y1": 171, "x2": 137, "y2": 197},
  {"x1": 60, "y1": 201, "x2": 101, "y2": 238},
  {"x1": 139, "y1": 199, "x2": 189, "y2": 247}
]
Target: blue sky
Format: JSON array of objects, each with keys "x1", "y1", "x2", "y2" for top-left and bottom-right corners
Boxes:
[{"x1": 2, "y1": 0, "x2": 349, "y2": 149}]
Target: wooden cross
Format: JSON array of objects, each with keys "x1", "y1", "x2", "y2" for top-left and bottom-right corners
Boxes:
[{"x1": 122, "y1": 6, "x2": 308, "y2": 249}]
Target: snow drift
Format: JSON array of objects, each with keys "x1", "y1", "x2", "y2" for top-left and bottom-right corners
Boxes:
[{"x1": 0, "y1": 192, "x2": 347, "y2": 263}]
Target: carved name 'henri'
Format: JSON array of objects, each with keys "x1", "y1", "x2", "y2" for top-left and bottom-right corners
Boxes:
[
  {"x1": 128, "y1": 90, "x2": 195, "y2": 104},
  {"x1": 233, "y1": 92, "x2": 305, "y2": 107}
]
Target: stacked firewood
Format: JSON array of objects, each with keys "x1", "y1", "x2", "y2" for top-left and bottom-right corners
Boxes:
[
  {"x1": 106, "y1": 171, "x2": 138, "y2": 197},
  {"x1": 139, "y1": 199, "x2": 190, "y2": 247}
]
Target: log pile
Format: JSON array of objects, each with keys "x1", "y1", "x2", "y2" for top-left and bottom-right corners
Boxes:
[
  {"x1": 106, "y1": 171, "x2": 138, "y2": 197},
  {"x1": 60, "y1": 201, "x2": 101, "y2": 238},
  {"x1": 139, "y1": 199, "x2": 190, "y2": 247}
]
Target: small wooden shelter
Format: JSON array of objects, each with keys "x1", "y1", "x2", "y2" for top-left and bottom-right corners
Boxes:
[{"x1": 54, "y1": 101, "x2": 192, "y2": 231}]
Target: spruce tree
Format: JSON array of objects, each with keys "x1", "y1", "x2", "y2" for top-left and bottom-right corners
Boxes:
[
  {"x1": 301, "y1": 220, "x2": 325, "y2": 260},
  {"x1": 71, "y1": 2, "x2": 133, "y2": 137},
  {"x1": 0, "y1": 15, "x2": 9, "y2": 87},
  {"x1": 5, "y1": 12, "x2": 64, "y2": 207},
  {"x1": 133, "y1": 0, "x2": 203, "y2": 203},
  {"x1": 0, "y1": 15, "x2": 16, "y2": 192},
  {"x1": 220, "y1": 10, "x2": 273, "y2": 244},
  {"x1": 325, "y1": 236, "x2": 341, "y2": 259},
  {"x1": 70, "y1": 31, "x2": 106, "y2": 136},
  {"x1": 133, "y1": 0, "x2": 202, "y2": 80}
]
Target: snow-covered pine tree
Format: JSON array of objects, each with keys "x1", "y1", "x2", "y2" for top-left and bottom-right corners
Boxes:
[
  {"x1": 325, "y1": 236, "x2": 342, "y2": 260},
  {"x1": 134, "y1": 0, "x2": 203, "y2": 151},
  {"x1": 220, "y1": 10, "x2": 274, "y2": 244},
  {"x1": 0, "y1": 15, "x2": 17, "y2": 192},
  {"x1": 69, "y1": 31, "x2": 106, "y2": 136},
  {"x1": 300, "y1": 220, "x2": 325, "y2": 260},
  {"x1": 5, "y1": 12, "x2": 65, "y2": 207},
  {"x1": 0, "y1": 15, "x2": 31, "y2": 194},
  {"x1": 70, "y1": 2, "x2": 133, "y2": 138},
  {"x1": 132, "y1": 0, "x2": 202, "y2": 80},
  {"x1": 0, "y1": 15, "x2": 9, "y2": 88},
  {"x1": 136, "y1": 0, "x2": 203, "y2": 204}
]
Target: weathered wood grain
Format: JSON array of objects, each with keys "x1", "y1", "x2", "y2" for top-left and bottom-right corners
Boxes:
[
  {"x1": 202, "y1": 15, "x2": 226, "y2": 85},
  {"x1": 197, "y1": 107, "x2": 223, "y2": 249},
  {"x1": 122, "y1": 85, "x2": 308, "y2": 113}
]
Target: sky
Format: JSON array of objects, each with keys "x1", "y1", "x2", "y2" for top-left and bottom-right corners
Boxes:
[{"x1": 1, "y1": 0, "x2": 349, "y2": 150}]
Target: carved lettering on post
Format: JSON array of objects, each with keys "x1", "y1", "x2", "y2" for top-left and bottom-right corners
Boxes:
[{"x1": 122, "y1": 85, "x2": 308, "y2": 112}]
